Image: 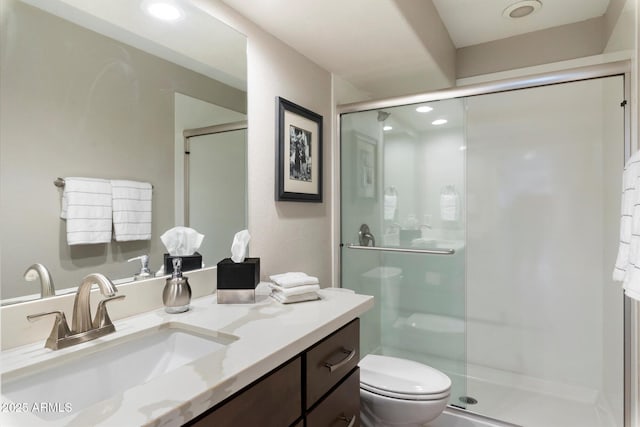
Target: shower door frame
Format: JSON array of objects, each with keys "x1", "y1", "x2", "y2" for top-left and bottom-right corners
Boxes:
[{"x1": 336, "y1": 60, "x2": 635, "y2": 427}]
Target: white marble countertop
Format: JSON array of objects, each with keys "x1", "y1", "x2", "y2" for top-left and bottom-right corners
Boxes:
[{"x1": 0, "y1": 288, "x2": 373, "y2": 426}]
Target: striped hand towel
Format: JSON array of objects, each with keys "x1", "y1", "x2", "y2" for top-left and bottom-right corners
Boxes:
[
  {"x1": 613, "y1": 151, "x2": 640, "y2": 301},
  {"x1": 111, "y1": 180, "x2": 152, "y2": 242},
  {"x1": 60, "y1": 177, "x2": 112, "y2": 245}
]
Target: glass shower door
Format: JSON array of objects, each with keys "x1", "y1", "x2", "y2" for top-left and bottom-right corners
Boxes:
[
  {"x1": 463, "y1": 76, "x2": 625, "y2": 427},
  {"x1": 340, "y1": 72, "x2": 626, "y2": 427},
  {"x1": 340, "y1": 99, "x2": 468, "y2": 407}
]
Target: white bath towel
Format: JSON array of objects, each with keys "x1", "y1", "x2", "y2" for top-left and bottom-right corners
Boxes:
[
  {"x1": 268, "y1": 282, "x2": 320, "y2": 297},
  {"x1": 270, "y1": 291, "x2": 320, "y2": 304},
  {"x1": 111, "y1": 180, "x2": 152, "y2": 242},
  {"x1": 613, "y1": 151, "x2": 640, "y2": 301},
  {"x1": 61, "y1": 177, "x2": 112, "y2": 245},
  {"x1": 384, "y1": 194, "x2": 397, "y2": 220},
  {"x1": 440, "y1": 191, "x2": 459, "y2": 221},
  {"x1": 269, "y1": 272, "x2": 319, "y2": 288}
]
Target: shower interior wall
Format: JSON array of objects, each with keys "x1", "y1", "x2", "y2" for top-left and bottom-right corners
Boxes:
[
  {"x1": 382, "y1": 124, "x2": 465, "y2": 316},
  {"x1": 463, "y1": 78, "x2": 623, "y2": 426}
]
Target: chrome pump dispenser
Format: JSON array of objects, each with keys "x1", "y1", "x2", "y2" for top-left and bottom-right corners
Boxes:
[
  {"x1": 128, "y1": 255, "x2": 155, "y2": 281},
  {"x1": 162, "y1": 258, "x2": 191, "y2": 313}
]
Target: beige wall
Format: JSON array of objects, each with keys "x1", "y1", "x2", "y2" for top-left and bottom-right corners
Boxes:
[
  {"x1": 457, "y1": 0, "x2": 633, "y2": 80},
  {"x1": 194, "y1": 0, "x2": 334, "y2": 286},
  {"x1": 602, "y1": 2, "x2": 637, "y2": 424},
  {"x1": 457, "y1": 18, "x2": 606, "y2": 79},
  {"x1": 392, "y1": 0, "x2": 456, "y2": 89}
]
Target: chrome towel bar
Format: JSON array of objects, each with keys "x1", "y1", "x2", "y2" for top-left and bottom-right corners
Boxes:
[
  {"x1": 345, "y1": 243, "x2": 455, "y2": 255},
  {"x1": 54, "y1": 177, "x2": 153, "y2": 189}
]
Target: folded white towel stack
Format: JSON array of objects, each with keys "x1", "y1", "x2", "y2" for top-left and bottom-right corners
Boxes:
[
  {"x1": 269, "y1": 272, "x2": 320, "y2": 303},
  {"x1": 111, "y1": 180, "x2": 152, "y2": 242},
  {"x1": 61, "y1": 177, "x2": 112, "y2": 245},
  {"x1": 269, "y1": 272, "x2": 319, "y2": 288},
  {"x1": 613, "y1": 151, "x2": 640, "y2": 301}
]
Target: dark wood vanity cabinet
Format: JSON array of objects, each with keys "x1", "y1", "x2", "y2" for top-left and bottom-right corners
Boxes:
[
  {"x1": 188, "y1": 356, "x2": 302, "y2": 427},
  {"x1": 306, "y1": 369, "x2": 360, "y2": 427},
  {"x1": 186, "y1": 318, "x2": 360, "y2": 427},
  {"x1": 305, "y1": 318, "x2": 360, "y2": 426}
]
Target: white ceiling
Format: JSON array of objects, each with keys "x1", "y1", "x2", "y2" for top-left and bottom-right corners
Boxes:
[
  {"x1": 221, "y1": 0, "x2": 448, "y2": 99},
  {"x1": 222, "y1": 0, "x2": 611, "y2": 99}
]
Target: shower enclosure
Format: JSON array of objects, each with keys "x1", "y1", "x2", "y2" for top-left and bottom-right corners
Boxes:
[
  {"x1": 184, "y1": 124, "x2": 247, "y2": 266},
  {"x1": 339, "y1": 62, "x2": 630, "y2": 427}
]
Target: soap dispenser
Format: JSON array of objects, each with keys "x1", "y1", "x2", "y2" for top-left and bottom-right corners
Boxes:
[
  {"x1": 162, "y1": 257, "x2": 191, "y2": 313},
  {"x1": 128, "y1": 255, "x2": 155, "y2": 281}
]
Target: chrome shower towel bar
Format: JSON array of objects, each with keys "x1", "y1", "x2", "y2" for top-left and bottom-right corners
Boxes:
[{"x1": 346, "y1": 243, "x2": 454, "y2": 255}]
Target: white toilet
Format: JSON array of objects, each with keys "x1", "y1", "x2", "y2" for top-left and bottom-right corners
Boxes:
[{"x1": 359, "y1": 354, "x2": 452, "y2": 427}]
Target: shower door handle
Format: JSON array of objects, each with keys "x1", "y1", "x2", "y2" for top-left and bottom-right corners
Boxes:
[{"x1": 346, "y1": 243, "x2": 455, "y2": 255}]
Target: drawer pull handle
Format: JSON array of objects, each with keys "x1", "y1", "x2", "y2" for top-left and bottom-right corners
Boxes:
[
  {"x1": 324, "y1": 348, "x2": 356, "y2": 373},
  {"x1": 339, "y1": 415, "x2": 356, "y2": 427}
]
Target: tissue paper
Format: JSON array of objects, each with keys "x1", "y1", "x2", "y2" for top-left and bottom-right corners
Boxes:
[
  {"x1": 161, "y1": 226, "x2": 204, "y2": 256},
  {"x1": 231, "y1": 229, "x2": 251, "y2": 263}
]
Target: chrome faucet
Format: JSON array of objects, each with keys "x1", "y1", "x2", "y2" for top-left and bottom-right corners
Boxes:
[
  {"x1": 358, "y1": 224, "x2": 376, "y2": 247},
  {"x1": 24, "y1": 263, "x2": 55, "y2": 298},
  {"x1": 72, "y1": 273, "x2": 118, "y2": 333},
  {"x1": 27, "y1": 273, "x2": 125, "y2": 350}
]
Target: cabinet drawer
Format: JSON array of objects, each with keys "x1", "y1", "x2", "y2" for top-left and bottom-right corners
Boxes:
[
  {"x1": 189, "y1": 356, "x2": 301, "y2": 427},
  {"x1": 306, "y1": 368, "x2": 360, "y2": 427},
  {"x1": 306, "y1": 318, "x2": 359, "y2": 408}
]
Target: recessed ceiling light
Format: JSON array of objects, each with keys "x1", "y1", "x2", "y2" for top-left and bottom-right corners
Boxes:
[
  {"x1": 143, "y1": 1, "x2": 184, "y2": 21},
  {"x1": 503, "y1": 0, "x2": 542, "y2": 19},
  {"x1": 383, "y1": 125, "x2": 393, "y2": 131},
  {"x1": 416, "y1": 106, "x2": 433, "y2": 113},
  {"x1": 432, "y1": 119, "x2": 447, "y2": 126}
]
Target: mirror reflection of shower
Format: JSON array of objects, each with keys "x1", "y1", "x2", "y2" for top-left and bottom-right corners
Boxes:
[
  {"x1": 384, "y1": 186, "x2": 399, "y2": 246},
  {"x1": 378, "y1": 110, "x2": 396, "y2": 246},
  {"x1": 378, "y1": 110, "x2": 391, "y2": 132}
]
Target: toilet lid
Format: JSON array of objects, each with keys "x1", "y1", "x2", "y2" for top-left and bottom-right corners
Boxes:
[{"x1": 359, "y1": 355, "x2": 451, "y2": 400}]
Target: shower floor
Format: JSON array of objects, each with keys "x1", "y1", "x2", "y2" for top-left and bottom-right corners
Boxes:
[
  {"x1": 378, "y1": 346, "x2": 619, "y2": 427},
  {"x1": 426, "y1": 407, "x2": 518, "y2": 427}
]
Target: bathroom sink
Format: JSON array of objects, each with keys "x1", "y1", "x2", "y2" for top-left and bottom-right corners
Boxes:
[{"x1": 1, "y1": 322, "x2": 238, "y2": 421}]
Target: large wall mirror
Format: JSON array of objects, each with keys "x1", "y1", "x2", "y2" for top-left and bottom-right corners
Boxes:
[{"x1": 0, "y1": 0, "x2": 247, "y2": 303}]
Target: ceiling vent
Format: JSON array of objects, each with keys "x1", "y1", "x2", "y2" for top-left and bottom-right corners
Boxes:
[{"x1": 503, "y1": 0, "x2": 542, "y2": 19}]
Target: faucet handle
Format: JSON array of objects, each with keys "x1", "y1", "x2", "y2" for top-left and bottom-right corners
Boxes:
[
  {"x1": 27, "y1": 311, "x2": 71, "y2": 350},
  {"x1": 93, "y1": 295, "x2": 125, "y2": 329}
]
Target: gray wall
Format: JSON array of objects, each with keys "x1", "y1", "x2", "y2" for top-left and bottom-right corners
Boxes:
[
  {"x1": 0, "y1": 1, "x2": 246, "y2": 297},
  {"x1": 457, "y1": 18, "x2": 606, "y2": 79},
  {"x1": 456, "y1": 0, "x2": 631, "y2": 79}
]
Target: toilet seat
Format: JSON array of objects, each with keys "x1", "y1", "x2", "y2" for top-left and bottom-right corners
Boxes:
[{"x1": 359, "y1": 355, "x2": 451, "y2": 401}]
